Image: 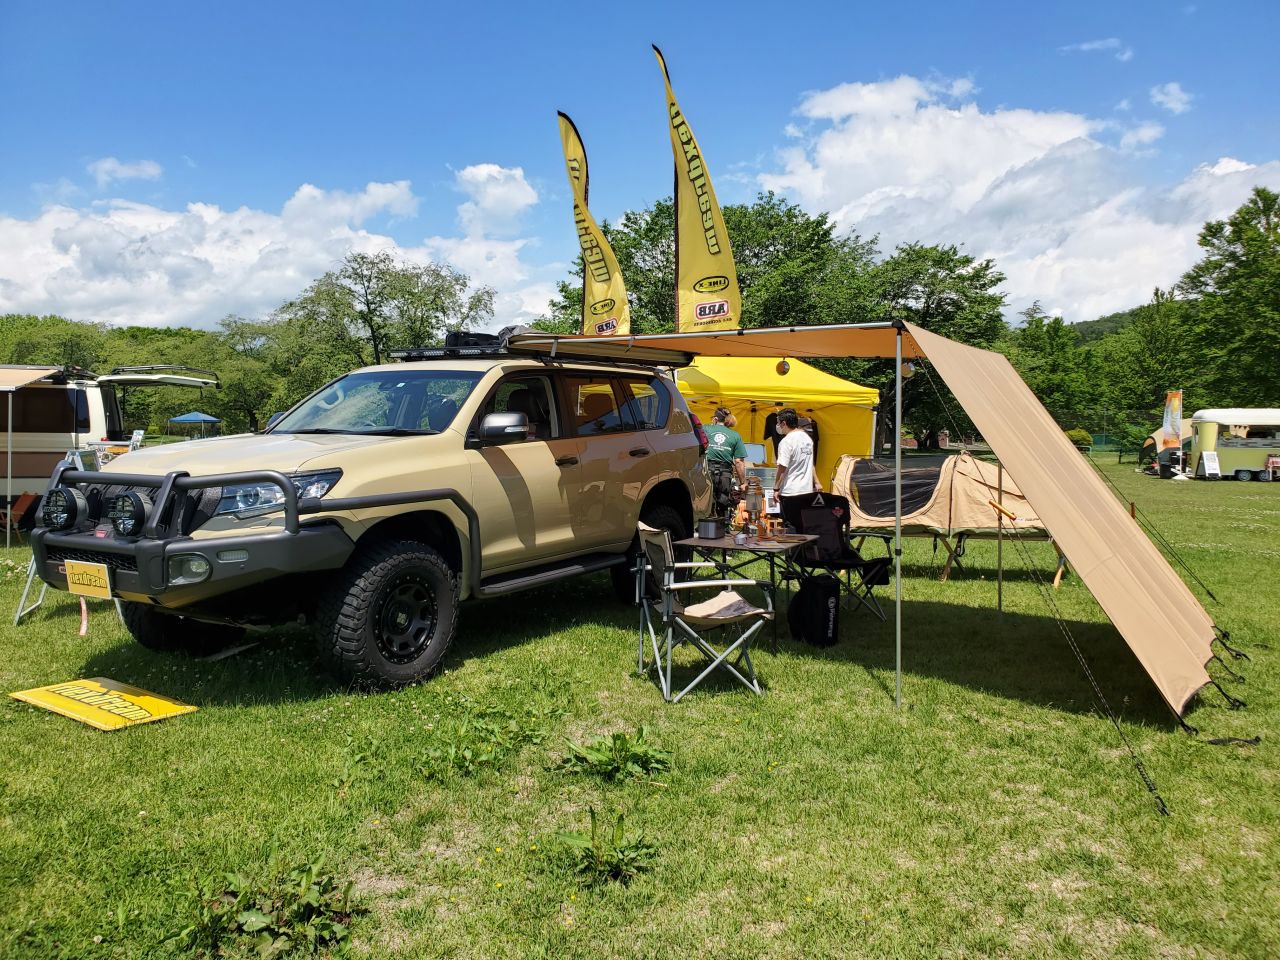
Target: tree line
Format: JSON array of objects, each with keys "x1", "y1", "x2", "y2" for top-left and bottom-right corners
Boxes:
[{"x1": 1, "y1": 187, "x2": 1275, "y2": 447}]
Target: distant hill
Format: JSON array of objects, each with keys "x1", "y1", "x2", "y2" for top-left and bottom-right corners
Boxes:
[{"x1": 1071, "y1": 305, "x2": 1141, "y2": 344}]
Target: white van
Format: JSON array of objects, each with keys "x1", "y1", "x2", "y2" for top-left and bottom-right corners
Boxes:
[{"x1": 2, "y1": 365, "x2": 218, "y2": 502}]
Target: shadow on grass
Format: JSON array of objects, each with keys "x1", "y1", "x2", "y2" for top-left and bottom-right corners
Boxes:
[
  {"x1": 790, "y1": 597, "x2": 1180, "y2": 728},
  {"x1": 76, "y1": 628, "x2": 338, "y2": 707}
]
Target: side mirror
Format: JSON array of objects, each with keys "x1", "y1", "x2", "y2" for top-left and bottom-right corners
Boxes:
[
  {"x1": 264, "y1": 411, "x2": 286, "y2": 431},
  {"x1": 480, "y1": 411, "x2": 529, "y2": 443}
]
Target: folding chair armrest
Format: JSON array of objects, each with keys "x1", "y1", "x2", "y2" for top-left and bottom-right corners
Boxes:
[
  {"x1": 671, "y1": 562, "x2": 720, "y2": 571},
  {"x1": 669, "y1": 578, "x2": 766, "y2": 592}
]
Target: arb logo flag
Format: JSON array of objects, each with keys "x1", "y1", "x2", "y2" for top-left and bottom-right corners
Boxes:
[
  {"x1": 653, "y1": 45, "x2": 741, "y2": 333},
  {"x1": 557, "y1": 112, "x2": 631, "y2": 337}
]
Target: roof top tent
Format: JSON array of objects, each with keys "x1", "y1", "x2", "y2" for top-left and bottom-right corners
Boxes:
[
  {"x1": 1189, "y1": 408, "x2": 1280, "y2": 480},
  {"x1": 1, "y1": 365, "x2": 219, "y2": 547},
  {"x1": 508, "y1": 323, "x2": 1220, "y2": 724},
  {"x1": 673, "y1": 356, "x2": 877, "y2": 482}
]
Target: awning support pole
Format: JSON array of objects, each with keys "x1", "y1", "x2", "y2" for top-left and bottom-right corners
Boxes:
[
  {"x1": 6, "y1": 392, "x2": 12, "y2": 550},
  {"x1": 997, "y1": 462, "x2": 1004, "y2": 615},
  {"x1": 894, "y1": 329, "x2": 903, "y2": 710}
]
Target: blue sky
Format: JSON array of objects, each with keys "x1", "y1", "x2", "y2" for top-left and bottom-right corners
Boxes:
[{"x1": 2, "y1": 0, "x2": 1278, "y2": 329}]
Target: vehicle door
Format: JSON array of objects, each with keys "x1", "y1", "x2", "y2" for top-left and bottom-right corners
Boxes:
[
  {"x1": 465, "y1": 372, "x2": 582, "y2": 574},
  {"x1": 561, "y1": 375, "x2": 655, "y2": 550}
]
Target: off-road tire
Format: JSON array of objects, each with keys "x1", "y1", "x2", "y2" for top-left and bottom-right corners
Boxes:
[
  {"x1": 316, "y1": 537, "x2": 459, "y2": 688},
  {"x1": 119, "y1": 601, "x2": 247, "y2": 657},
  {"x1": 611, "y1": 504, "x2": 689, "y2": 602}
]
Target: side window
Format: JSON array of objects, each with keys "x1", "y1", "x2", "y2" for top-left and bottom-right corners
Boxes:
[
  {"x1": 0, "y1": 388, "x2": 83, "y2": 433},
  {"x1": 620, "y1": 377, "x2": 671, "y2": 430},
  {"x1": 478, "y1": 376, "x2": 559, "y2": 440},
  {"x1": 565, "y1": 377, "x2": 631, "y2": 436}
]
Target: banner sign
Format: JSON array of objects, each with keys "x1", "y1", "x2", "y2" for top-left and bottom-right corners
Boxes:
[
  {"x1": 1161, "y1": 390, "x2": 1183, "y2": 450},
  {"x1": 557, "y1": 112, "x2": 631, "y2": 337},
  {"x1": 653, "y1": 45, "x2": 741, "y2": 333},
  {"x1": 11, "y1": 677, "x2": 197, "y2": 731}
]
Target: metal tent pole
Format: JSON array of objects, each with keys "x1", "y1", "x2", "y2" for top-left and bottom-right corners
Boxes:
[
  {"x1": 997, "y1": 462, "x2": 1004, "y2": 615},
  {"x1": 6, "y1": 392, "x2": 12, "y2": 550},
  {"x1": 894, "y1": 330, "x2": 903, "y2": 710}
]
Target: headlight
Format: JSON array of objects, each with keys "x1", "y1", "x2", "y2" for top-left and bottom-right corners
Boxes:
[
  {"x1": 42, "y1": 486, "x2": 87, "y2": 530},
  {"x1": 215, "y1": 470, "x2": 342, "y2": 518},
  {"x1": 107, "y1": 491, "x2": 152, "y2": 537}
]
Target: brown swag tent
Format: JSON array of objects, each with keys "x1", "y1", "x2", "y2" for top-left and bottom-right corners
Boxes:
[{"x1": 509, "y1": 322, "x2": 1216, "y2": 716}]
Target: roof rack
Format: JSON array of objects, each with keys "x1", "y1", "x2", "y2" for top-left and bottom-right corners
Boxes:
[{"x1": 390, "y1": 345, "x2": 507, "y2": 361}]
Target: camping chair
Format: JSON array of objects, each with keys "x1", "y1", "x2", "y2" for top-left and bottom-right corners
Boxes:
[
  {"x1": 791, "y1": 492, "x2": 891, "y2": 621},
  {"x1": 636, "y1": 523, "x2": 772, "y2": 702},
  {"x1": 1, "y1": 493, "x2": 38, "y2": 544}
]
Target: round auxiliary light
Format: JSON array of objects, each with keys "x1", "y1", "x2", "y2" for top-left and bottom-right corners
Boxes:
[
  {"x1": 42, "y1": 486, "x2": 87, "y2": 531},
  {"x1": 107, "y1": 490, "x2": 152, "y2": 537}
]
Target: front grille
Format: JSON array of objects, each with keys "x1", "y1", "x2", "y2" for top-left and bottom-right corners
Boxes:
[{"x1": 47, "y1": 547, "x2": 139, "y2": 573}]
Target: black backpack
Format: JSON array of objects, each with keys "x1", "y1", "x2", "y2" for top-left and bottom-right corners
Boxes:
[{"x1": 787, "y1": 575, "x2": 841, "y2": 647}]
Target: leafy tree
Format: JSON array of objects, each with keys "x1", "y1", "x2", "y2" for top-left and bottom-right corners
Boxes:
[
  {"x1": 278, "y1": 251, "x2": 495, "y2": 366},
  {"x1": 538, "y1": 192, "x2": 878, "y2": 334},
  {"x1": 1177, "y1": 186, "x2": 1280, "y2": 406}
]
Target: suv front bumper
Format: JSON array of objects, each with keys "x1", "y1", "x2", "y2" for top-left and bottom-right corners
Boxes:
[
  {"x1": 30, "y1": 465, "x2": 357, "y2": 608},
  {"x1": 31, "y1": 523, "x2": 355, "y2": 606}
]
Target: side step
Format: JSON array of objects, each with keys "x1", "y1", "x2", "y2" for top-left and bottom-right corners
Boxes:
[{"x1": 477, "y1": 552, "x2": 626, "y2": 598}]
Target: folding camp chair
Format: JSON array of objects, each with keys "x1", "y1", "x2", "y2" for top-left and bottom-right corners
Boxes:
[
  {"x1": 792, "y1": 492, "x2": 891, "y2": 621},
  {"x1": 1, "y1": 493, "x2": 38, "y2": 544},
  {"x1": 636, "y1": 523, "x2": 772, "y2": 702}
]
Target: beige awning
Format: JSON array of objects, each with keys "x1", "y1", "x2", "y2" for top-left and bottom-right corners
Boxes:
[
  {"x1": 0, "y1": 366, "x2": 59, "y2": 391},
  {"x1": 510, "y1": 322, "x2": 921, "y2": 364},
  {"x1": 514, "y1": 323, "x2": 1213, "y2": 714}
]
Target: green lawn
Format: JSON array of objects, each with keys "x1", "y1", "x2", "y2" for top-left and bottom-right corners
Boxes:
[{"x1": 0, "y1": 459, "x2": 1275, "y2": 958}]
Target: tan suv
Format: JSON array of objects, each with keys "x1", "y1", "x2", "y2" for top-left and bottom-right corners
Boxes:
[{"x1": 30, "y1": 335, "x2": 711, "y2": 686}]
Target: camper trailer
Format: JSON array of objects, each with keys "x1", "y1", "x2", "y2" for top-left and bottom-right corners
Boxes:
[
  {"x1": 1188, "y1": 408, "x2": 1280, "y2": 480},
  {"x1": 2, "y1": 365, "x2": 219, "y2": 504}
]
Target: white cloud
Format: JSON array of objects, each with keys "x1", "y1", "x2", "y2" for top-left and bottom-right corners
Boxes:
[
  {"x1": 1151, "y1": 82, "x2": 1192, "y2": 114},
  {"x1": 761, "y1": 76, "x2": 1280, "y2": 322},
  {"x1": 1059, "y1": 38, "x2": 1133, "y2": 62},
  {"x1": 1115, "y1": 98, "x2": 1131, "y2": 112},
  {"x1": 1119, "y1": 121, "x2": 1164, "y2": 152},
  {"x1": 86, "y1": 157, "x2": 163, "y2": 188},
  {"x1": 452, "y1": 163, "x2": 538, "y2": 237},
  {"x1": 0, "y1": 168, "x2": 558, "y2": 332}
]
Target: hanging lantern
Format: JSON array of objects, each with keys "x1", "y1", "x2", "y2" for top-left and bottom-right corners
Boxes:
[
  {"x1": 900, "y1": 362, "x2": 916, "y2": 379},
  {"x1": 776, "y1": 359, "x2": 790, "y2": 376}
]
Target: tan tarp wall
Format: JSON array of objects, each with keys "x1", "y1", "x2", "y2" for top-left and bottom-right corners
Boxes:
[
  {"x1": 904, "y1": 323, "x2": 1213, "y2": 715},
  {"x1": 833, "y1": 451, "x2": 1047, "y2": 537}
]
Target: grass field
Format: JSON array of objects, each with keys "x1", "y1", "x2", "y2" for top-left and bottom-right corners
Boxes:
[{"x1": 0, "y1": 459, "x2": 1275, "y2": 958}]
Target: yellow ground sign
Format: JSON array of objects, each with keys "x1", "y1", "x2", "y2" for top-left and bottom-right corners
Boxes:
[
  {"x1": 10, "y1": 677, "x2": 197, "y2": 731},
  {"x1": 64, "y1": 561, "x2": 111, "y2": 599}
]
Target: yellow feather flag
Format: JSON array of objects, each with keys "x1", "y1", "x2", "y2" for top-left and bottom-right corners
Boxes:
[
  {"x1": 653, "y1": 44, "x2": 741, "y2": 332},
  {"x1": 557, "y1": 111, "x2": 631, "y2": 336}
]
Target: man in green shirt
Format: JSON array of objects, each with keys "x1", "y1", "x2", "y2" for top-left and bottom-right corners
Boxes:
[{"x1": 705, "y1": 407, "x2": 747, "y2": 518}]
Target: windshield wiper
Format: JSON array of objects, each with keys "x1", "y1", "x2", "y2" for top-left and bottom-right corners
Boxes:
[
  {"x1": 284, "y1": 428, "x2": 351, "y2": 434},
  {"x1": 351, "y1": 427, "x2": 439, "y2": 436}
]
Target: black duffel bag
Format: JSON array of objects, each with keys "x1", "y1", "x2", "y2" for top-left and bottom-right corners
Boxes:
[{"x1": 787, "y1": 574, "x2": 841, "y2": 647}]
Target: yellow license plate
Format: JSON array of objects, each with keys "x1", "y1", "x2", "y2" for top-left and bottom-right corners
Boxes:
[{"x1": 64, "y1": 561, "x2": 112, "y2": 599}]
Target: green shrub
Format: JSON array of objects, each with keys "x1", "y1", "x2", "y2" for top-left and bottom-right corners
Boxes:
[
  {"x1": 420, "y1": 697, "x2": 566, "y2": 781},
  {"x1": 1065, "y1": 428, "x2": 1093, "y2": 449},
  {"x1": 169, "y1": 860, "x2": 358, "y2": 957},
  {"x1": 556, "y1": 808, "x2": 657, "y2": 886},
  {"x1": 559, "y1": 727, "x2": 671, "y2": 782}
]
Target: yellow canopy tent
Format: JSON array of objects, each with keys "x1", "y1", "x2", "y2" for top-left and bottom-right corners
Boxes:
[{"x1": 673, "y1": 356, "x2": 877, "y2": 482}]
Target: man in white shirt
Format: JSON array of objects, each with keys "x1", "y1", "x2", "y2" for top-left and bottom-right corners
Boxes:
[{"x1": 774, "y1": 407, "x2": 819, "y2": 531}]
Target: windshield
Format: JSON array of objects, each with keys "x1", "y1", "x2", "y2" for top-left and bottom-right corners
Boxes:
[{"x1": 272, "y1": 370, "x2": 483, "y2": 435}]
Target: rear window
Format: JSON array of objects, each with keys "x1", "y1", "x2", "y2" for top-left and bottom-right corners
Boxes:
[
  {"x1": 0, "y1": 387, "x2": 91, "y2": 433},
  {"x1": 619, "y1": 377, "x2": 671, "y2": 430},
  {"x1": 564, "y1": 377, "x2": 629, "y2": 436}
]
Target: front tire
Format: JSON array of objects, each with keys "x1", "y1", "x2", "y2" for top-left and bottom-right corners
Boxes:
[
  {"x1": 316, "y1": 538, "x2": 459, "y2": 688},
  {"x1": 611, "y1": 504, "x2": 690, "y2": 602},
  {"x1": 119, "y1": 601, "x2": 246, "y2": 657}
]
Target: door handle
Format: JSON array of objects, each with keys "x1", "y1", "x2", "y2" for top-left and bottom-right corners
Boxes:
[
  {"x1": 555, "y1": 456, "x2": 579, "y2": 467},
  {"x1": 628, "y1": 447, "x2": 650, "y2": 458}
]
